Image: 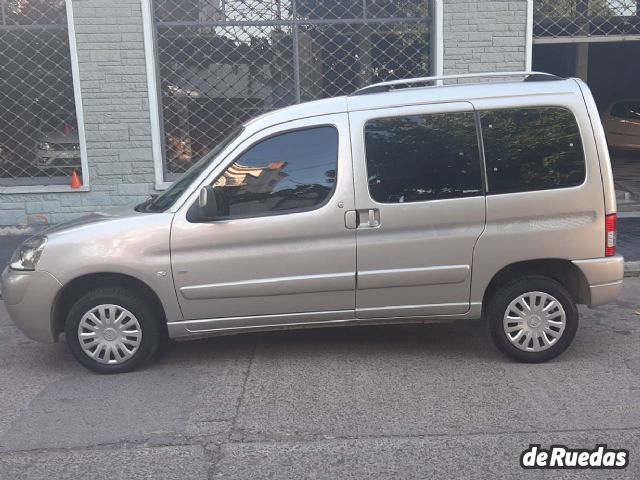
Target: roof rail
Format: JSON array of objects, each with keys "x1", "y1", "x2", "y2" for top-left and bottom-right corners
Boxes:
[{"x1": 351, "y1": 71, "x2": 563, "y2": 96}]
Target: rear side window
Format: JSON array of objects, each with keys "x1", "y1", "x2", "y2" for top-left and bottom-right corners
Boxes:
[
  {"x1": 364, "y1": 112, "x2": 482, "y2": 203},
  {"x1": 480, "y1": 107, "x2": 585, "y2": 195},
  {"x1": 611, "y1": 101, "x2": 640, "y2": 120}
]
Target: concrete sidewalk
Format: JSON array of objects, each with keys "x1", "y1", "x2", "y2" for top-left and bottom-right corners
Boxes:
[{"x1": 619, "y1": 217, "x2": 640, "y2": 262}]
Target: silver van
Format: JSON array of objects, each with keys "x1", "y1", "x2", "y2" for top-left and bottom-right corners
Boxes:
[{"x1": 1, "y1": 72, "x2": 624, "y2": 374}]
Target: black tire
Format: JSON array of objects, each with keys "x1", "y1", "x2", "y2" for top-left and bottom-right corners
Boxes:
[
  {"x1": 65, "y1": 287, "x2": 161, "y2": 374},
  {"x1": 487, "y1": 276, "x2": 579, "y2": 363}
]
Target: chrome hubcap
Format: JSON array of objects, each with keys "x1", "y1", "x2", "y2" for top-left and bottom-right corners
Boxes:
[
  {"x1": 503, "y1": 291, "x2": 566, "y2": 352},
  {"x1": 78, "y1": 304, "x2": 142, "y2": 364}
]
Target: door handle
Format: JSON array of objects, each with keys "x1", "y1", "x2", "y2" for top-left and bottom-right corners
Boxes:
[
  {"x1": 345, "y1": 209, "x2": 380, "y2": 229},
  {"x1": 367, "y1": 208, "x2": 380, "y2": 227},
  {"x1": 345, "y1": 210, "x2": 358, "y2": 229}
]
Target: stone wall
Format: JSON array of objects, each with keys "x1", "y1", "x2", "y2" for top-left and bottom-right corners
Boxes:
[
  {"x1": 0, "y1": 0, "x2": 532, "y2": 232},
  {"x1": 443, "y1": 0, "x2": 528, "y2": 75},
  {"x1": 0, "y1": 0, "x2": 156, "y2": 233}
]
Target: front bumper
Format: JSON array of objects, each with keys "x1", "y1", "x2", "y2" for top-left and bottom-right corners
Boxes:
[
  {"x1": 572, "y1": 255, "x2": 624, "y2": 307},
  {"x1": 1, "y1": 266, "x2": 62, "y2": 342}
]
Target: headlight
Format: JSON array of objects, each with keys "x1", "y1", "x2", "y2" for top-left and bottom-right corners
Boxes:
[
  {"x1": 37, "y1": 142, "x2": 51, "y2": 150},
  {"x1": 10, "y1": 236, "x2": 47, "y2": 271}
]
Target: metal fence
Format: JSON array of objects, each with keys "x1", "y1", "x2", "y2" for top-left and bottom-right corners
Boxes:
[
  {"x1": 154, "y1": 0, "x2": 432, "y2": 177},
  {"x1": 534, "y1": 0, "x2": 640, "y2": 38},
  {"x1": 0, "y1": 0, "x2": 80, "y2": 186}
]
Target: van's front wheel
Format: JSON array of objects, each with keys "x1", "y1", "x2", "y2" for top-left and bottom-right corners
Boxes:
[
  {"x1": 65, "y1": 287, "x2": 161, "y2": 374},
  {"x1": 487, "y1": 276, "x2": 578, "y2": 363}
]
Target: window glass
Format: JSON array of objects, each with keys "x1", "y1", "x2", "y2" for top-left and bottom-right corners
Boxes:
[
  {"x1": 141, "y1": 127, "x2": 244, "y2": 213},
  {"x1": 0, "y1": 2, "x2": 82, "y2": 187},
  {"x1": 212, "y1": 127, "x2": 338, "y2": 218},
  {"x1": 480, "y1": 107, "x2": 585, "y2": 195},
  {"x1": 364, "y1": 112, "x2": 482, "y2": 203},
  {"x1": 154, "y1": 0, "x2": 431, "y2": 181},
  {"x1": 611, "y1": 101, "x2": 640, "y2": 120}
]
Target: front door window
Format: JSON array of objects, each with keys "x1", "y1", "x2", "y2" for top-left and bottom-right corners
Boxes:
[{"x1": 212, "y1": 126, "x2": 339, "y2": 218}]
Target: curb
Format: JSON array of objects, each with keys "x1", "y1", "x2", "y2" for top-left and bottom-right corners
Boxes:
[{"x1": 624, "y1": 261, "x2": 640, "y2": 277}]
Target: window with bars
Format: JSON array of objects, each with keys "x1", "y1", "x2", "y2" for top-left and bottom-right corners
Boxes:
[
  {"x1": 154, "y1": 0, "x2": 432, "y2": 179},
  {"x1": 534, "y1": 0, "x2": 640, "y2": 39},
  {"x1": 0, "y1": 0, "x2": 83, "y2": 188}
]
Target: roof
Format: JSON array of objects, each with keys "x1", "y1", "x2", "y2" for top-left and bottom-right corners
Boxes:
[
  {"x1": 347, "y1": 77, "x2": 581, "y2": 112},
  {"x1": 243, "y1": 72, "x2": 582, "y2": 131}
]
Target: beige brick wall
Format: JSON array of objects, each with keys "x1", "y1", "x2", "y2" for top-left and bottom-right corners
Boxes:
[
  {"x1": 0, "y1": 0, "x2": 532, "y2": 231},
  {"x1": 443, "y1": 0, "x2": 528, "y2": 75},
  {"x1": 0, "y1": 0, "x2": 156, "y2": 231}
]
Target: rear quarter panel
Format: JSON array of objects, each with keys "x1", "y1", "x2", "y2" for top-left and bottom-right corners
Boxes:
[{"x1": 470, "y1": 91, "x2": 606, "y2": 304}]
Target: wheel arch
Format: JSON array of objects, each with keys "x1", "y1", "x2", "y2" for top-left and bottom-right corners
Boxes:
[
  {"x1": 52, "y1": 272, "x2": 168, "y2": 340},
  {"x1": 481, "y1": 259, "x2": 590, "y2": 312}
]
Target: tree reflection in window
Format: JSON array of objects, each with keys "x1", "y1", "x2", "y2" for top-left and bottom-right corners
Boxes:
[
  {"x1": 364, "y1": 112, "x2": 482, "y2": 203},
  {"x1": 213, "y1": 126, "x2": 338, "y2": 218},
  {"x1": 480, "y1": 107, "x2": 585, "y2": 195}
]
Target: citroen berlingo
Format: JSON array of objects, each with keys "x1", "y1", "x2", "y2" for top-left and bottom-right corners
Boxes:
[{"x1": 1, "y1": 72, "x2": 624, "y2": 373}]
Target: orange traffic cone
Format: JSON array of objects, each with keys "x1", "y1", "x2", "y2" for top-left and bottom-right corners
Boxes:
[{"x1": 70, "y1": 170, "x2": 82, "y2": 189}]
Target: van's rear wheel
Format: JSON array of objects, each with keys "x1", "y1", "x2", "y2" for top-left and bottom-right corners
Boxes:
[
  {"x1": 487, "y1": 276, "x2": 578, "y2": 363},
  {"x1": 65, "y1": 287, "x2": 161, "y2": 374}
]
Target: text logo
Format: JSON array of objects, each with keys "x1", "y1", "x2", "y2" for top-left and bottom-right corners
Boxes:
[{"x1": 520, "y1": 444, "x2": 628, "y2": 469}]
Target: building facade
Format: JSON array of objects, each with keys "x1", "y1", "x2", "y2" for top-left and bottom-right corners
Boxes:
[{"x1": 1, "y1": 0, "x2": 637, "y2": 232}]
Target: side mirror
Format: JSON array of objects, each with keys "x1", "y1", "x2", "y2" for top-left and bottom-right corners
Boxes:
[{"x1": 198, "y1": 185, "x2": 219, "y2": 219}]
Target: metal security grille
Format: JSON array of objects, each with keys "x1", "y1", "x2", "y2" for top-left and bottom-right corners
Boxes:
[
  {"x1": 154, "y1": 0, "x2": 432, "y2": 177},
  {"x1": 0, "y1": 0, "x2": 81, "y2": 186},
  {"x1": 534, "y1": 0, "x2": 640, "y2": 38}
]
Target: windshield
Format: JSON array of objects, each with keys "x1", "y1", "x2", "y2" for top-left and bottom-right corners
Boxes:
[{"x1": 137, "y1": 127, "x2": 244, "y2": 212}]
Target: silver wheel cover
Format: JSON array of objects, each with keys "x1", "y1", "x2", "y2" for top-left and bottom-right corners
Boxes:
[
  {"x1": 77, "y1": 304, "x2": 142, "y2": 364},
  {"x1": 503, "y1": 291, "x2": 566, "y2": 352}
]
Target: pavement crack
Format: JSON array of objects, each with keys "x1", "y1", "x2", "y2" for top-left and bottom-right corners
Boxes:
[
  {"x1": 204, "y1": 344, "x2": 257, "y2": 479},
  {"x1": 221, "y1": 425, "x2": 640, "y2": 446},
  {"x1": 229, "y1": 341, "x2": 256, "y2": 442},
  {"x1": 204, "y1": 442, "x2": 223, "y2": 480},
  {"x1": 0, "y1": 437, "x2": 193, "y2": 456}
]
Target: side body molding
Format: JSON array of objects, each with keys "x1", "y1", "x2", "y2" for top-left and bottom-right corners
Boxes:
[
  {"x1": 357, "y1": 265, "x2": 470, "y2": 290},
  {"x1": 180, "y1": 272, "x2": 356, "y2": 300}
]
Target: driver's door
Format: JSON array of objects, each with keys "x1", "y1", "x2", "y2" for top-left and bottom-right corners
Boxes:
[{"x1": 170, "y1": 113, "x2": 356, "y2": 329}]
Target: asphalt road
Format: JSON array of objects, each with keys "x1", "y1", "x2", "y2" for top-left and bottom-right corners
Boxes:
[{"x1": 0, "y1": 280, "x2": 639, "y2": 479}]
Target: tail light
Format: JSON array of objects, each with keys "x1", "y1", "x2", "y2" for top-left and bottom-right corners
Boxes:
[{"x1": 605, "y1": 214, "x2": 617, "y2": 257}]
